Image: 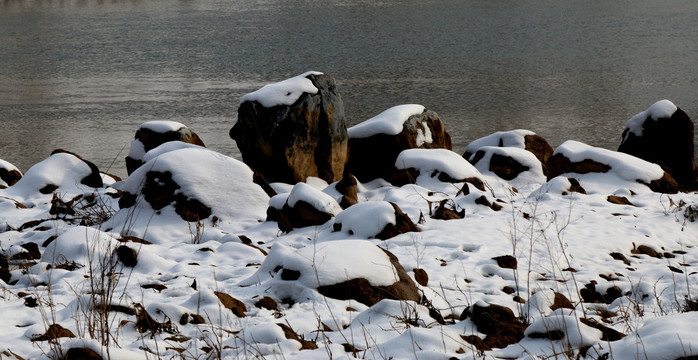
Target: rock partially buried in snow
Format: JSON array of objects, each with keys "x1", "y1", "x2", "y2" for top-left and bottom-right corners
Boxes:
[
  {"x1": 115, "y1": 147, "x2": 269, "y2": 238},
  {"x1": 0, "y1": 159, "x2": 22, "y2": 188},
  {"x1": 252, "y1": 240, "x2": 420, "y2": 306},
  {"x1": 333, "y1": 201, "x2": 419, "y2": 240},
  {"x1": 230, "y1": 72, "x2": 348, "y2": 184},
  {"x1": 271, "y1": 182, "x2": 342, "y2": 232},
  {"x1": 463, "y1": 129, "x2": 554, "y2": 175},
  {"x1": 618, "y1": 100, "x2": 698, "y2": 191},
  {"x1": 347, "y1": 105, "x2": 452, "y2": 182},
  {"x1": 0, "y1": 150, "x2": 103, "y2": 203},
  {"x1": 392, "y1": 148, "x2": 485, "y2": 186},
  {"x1": 125, "y1": 121, "x2": 206, "y2": 175},
  {"x1": 469, "y1": 146, "x2": 546, "y2": 185},
  {"x1": 547, "y1": 140, "x2": 678, "y2": 194}
]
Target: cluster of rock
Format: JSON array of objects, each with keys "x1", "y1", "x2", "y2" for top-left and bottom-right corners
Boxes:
[{"x1": 2, "y1": 71, "x2": 698, "y2": 358}]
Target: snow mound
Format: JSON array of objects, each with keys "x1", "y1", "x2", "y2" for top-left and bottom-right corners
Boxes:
[
  {"x1": 348, "y1": 104, "x2": 426, "y2": 138},
  {"x1": 240, "y1": 71, "x2": 323, "y2": 108},
  {"x1": 333, "y1": 201, "x2": 396, "y2": 238},
  {"x1": 108, "y1": 147, "x2": 269, "y2": 242},
  {"x1": 625, "y1": 99, "x2": 678, "y2": 139},
  {"x1": 140, "y1": 120, "x2": 187, "y2": 133},
  {"x1": 248, "y1": 240, "x2": 399, "y2": 289},
  {"x1": 395, "y1": 148, "x2": 482, "y2": 181},
  {"x1": 287, "y1": 182, "x2": 342, "y2": 215},
  {"x1": 0, "y1": 151, "x2": 101, "y2": 203}
]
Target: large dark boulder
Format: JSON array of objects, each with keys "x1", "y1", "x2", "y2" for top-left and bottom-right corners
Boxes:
[
  {"x1": 125, "y1": 121, "x2": 205, "y2": 175},
  {"x1": 230, "y1": 72, "x2": 348, "y2": 184},
  {"x1": 618, "y1": 100, "x2": 698, "y2": 191},
  {"x1": 347, "y1": 106, "x2": 452, "y2": 182}
]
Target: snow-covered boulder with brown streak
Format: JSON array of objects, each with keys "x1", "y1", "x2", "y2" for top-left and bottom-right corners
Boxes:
[
  {"x1": 468, "y1": 146, "x2": 546, "y2": 187},
  {"x1": 547, "y1": 140, "x2": 677, "y2": 194},
  {"x1": 0, "y1": 150, "x2": 102, "y2": 204},
  {"x1": 239, "y1": 240, "x2": 419, "y2": 307},
  {"x1": 347, "y1": 105, "x2": 452, "y2": 182},
  {"x1": 0, "y1": 159, "x2": 22, "y2": 188},
  {"x1": 125, "y1": 121, "x2": 205, "y2": 175},
  {"x1": 333, "y1": 201, "x2": 419, "y2": 240},
  {"x1": 111, "y1": 147, "x2": 269, "y2": 243},
  {"x1": 463, "y1": 130, "x2": 553, "y2": 175},
  {"x1": 392, "y1": 148, "x2": 486, "y2": 188},
  {"x1": 618, "y1": 100, "x2": 698, "y2": 191},
  {"x1": 269, "y1": 182, "x2": 342, "y2": 232},
  {"x1": 230, "y1": 72, "x2": 348, "y2": 184}
]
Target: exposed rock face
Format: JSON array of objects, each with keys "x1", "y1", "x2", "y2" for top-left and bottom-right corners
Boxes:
[
  {"x1": 125, "y1": 121, "x2": 206, "y2": 175},
  {"x1": 618, "y1": 102, "x2": 698, "y2": 190},
  {"x1": 230, "y1": 72, "x2": 348, "y2": 184},
  {"x1": 316, "y1": 249, "x2": 420, "y2": 306},
  {"x1": 0, "y1": 159, "x2": 22, "y2": 188},
  {"x1": 347, "y1": 109, "x2": 452, "y2": 182}
]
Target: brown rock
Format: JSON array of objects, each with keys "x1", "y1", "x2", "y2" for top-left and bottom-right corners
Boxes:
[
  {"x1": 459, "y1": 303, "x2": 525, "y2": 349},
  {"x1": 115, "y1": 245, "x2": 138, "y2": 267},
  {"x1": 335, "y1": 173, "x2": 358, "y2": 207},
  {"x1": 550, "y1": 292, "x2": 574, "y2": 311},
  {"x1": 31, "y1": 324, "x2": 75, "y2": 342},
  {"x1": 579, "y1": 318, "x2": 625, "y2": 341},
  {"x1": 413, "y1": 268, "x2": 429, "y2": 286},
  {"x1": 547, "y1": 154, "x2": 611, "y2": 180},
  {"x1": 492, "y1": 255, "x2": 517, "y2": 270},
  {"x1": 432, "y1": 200, "x2": 464, "y2": 220},
  {"x1": 278, "y1": 200, "x2": 335, "y2": 232},
  {"x1": 348, "y1": 109, "x2": 452, "y2": 182},
  {"x1": 374, "y1": 202, "x2": 419, "y2": 240},
  {"x1": 64, "y1": 348, "x2": 103, "y2": 360},
  {"x1": 618, "y1": 105, "x2": 698, "y2": 191},
  {"x1": 214, "y1": 291, "x2": 246, "y2": 318},
  {"x1": 254, "y1": 296, "x2": 279, "y2": 311},
  {"x1": 607, "y1": 195, "x2": 635, "y2": 206},
  {"x1": 277, "y1": 323, "x2": 318, "y2": 350},
  {"x1": 231, "y1": 73, "x2": 348, "y2": 184},
  {"x1": 125, "y1": 122, "x2": 205, "y2": 175},
  {"x1": 316, "y1": 249, "x2": 420, "y2": 306}
]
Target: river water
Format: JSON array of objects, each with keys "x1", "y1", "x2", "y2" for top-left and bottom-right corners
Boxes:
[{"x1": 1, "y1": 0, "x2": 697, "y2": 178}]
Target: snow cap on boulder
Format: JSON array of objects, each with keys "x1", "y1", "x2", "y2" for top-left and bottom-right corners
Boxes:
[{"x1": 393, "y1": 148, "x2": 483, "y2": 185}]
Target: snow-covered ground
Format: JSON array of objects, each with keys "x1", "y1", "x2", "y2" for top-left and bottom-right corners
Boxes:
[{"x1": 1, "y1": 110, "x2": 698, "y2": 359}]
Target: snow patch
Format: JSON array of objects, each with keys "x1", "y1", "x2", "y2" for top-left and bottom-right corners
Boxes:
[
  {"x1": 240, "y1": 71, "x2": 323, "y2": 108},
  {"x1": 348, "y1": 104, "x2": 426, "y2": 138},
  {"x1": 625, "y1": 99, "x2": 678, "y2": 139}
]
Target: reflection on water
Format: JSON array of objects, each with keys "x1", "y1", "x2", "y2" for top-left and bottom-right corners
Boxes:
[{"x1": 1, "y1": 0, "x2": 697, "y2": 177}]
